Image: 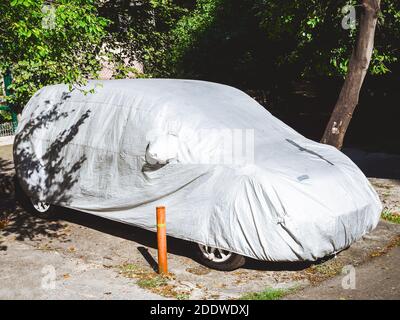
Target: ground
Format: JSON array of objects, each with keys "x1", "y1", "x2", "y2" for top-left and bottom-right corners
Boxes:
[
  {"x1": 285, "y1": 246, "x2": 400, "y2": 300},
  {"x1": 1, "y1": 143, "x2": 399, "y2": 300}
]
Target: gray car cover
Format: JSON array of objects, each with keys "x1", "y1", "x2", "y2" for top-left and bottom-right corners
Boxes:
[{"x1": 14, "y1": 79, "x2": 382, "y2": 262}]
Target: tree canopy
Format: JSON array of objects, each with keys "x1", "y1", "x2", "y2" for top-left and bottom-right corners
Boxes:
[
  {"x1": 0, "y1": 0, "x2": 109, "y2": 109},
  {"x1": 1, "y1": 0, "x2": 399, "y2": 108},
  {"x1": 137, "y1": 0, "x2": 399, "y2": 88}
]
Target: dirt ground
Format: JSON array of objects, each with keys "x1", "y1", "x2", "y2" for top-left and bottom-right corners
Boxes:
[
  {"x1": 285, "y1": 246, "x2": 400, "y2": 300},
  {"x1": 1, "y1": 144, "x2": 399, "y2": 300}
]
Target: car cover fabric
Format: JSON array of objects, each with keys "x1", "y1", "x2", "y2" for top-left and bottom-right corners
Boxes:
[{"x1": 14, "y1": 79, "x2": 382, "y2": 261}]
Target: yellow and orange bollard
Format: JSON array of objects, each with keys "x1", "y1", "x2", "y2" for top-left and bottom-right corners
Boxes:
[{"x1": 156, "y1": 206, "x2": 168, "y2": 274}]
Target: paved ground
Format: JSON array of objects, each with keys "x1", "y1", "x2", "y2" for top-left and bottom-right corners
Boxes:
[
  {"x1": 286, "y1": 246, "x2": 400, "y2": 300},
  {"x1": 0, "y1": 136, "x2": 14, "y2": 147},
  {"x1": 1, "y1": 143, "x2": 400, "y2": 299},
  {"x1": 0, "y1": 240, "x2": 163, "y2": 300}
]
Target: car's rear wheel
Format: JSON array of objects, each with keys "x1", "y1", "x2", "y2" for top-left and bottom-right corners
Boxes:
[{"x1": 196, "y1": 244, "x2": 246, "y2": 271}]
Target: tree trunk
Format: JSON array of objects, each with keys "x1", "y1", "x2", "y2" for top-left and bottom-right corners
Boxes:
[{"x1": 321, "y1": 0, "x2": 380, "y2": 149}]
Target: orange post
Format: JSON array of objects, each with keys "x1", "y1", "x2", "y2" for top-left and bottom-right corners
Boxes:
[{"x1": 156, "y1": 206, "x2": 168, "y2": 274}]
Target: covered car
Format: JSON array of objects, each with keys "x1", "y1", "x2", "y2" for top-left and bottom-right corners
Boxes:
[{"x1": 14, "y1": 79, "x2": 382, "y2": 270}]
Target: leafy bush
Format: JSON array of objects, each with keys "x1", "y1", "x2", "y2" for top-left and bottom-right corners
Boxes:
[{"x1": 1, "y1": 0, "x2": 110, "y2": 110}]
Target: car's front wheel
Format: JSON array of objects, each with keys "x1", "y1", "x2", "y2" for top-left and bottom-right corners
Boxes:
[{"x1": 196, "y1": 244, "x2": 246, "y2": 271}]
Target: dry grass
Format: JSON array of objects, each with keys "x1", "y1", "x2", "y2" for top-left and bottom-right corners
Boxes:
[
  {"x1": 186, "y1": 266, "x2": 210, "y2": 275},
  {"x1": 0, "y1": 218, "x2": 9, "y2": 229},
  {"x1": 304, "y1": 259, "x2": 344, "y2": 284},
  {"x1": 370, "y1": 235, "x2": 400, "y2": 258},
  {"x1": 118, "y1": 263, "x2": 190, "y2": 299}
]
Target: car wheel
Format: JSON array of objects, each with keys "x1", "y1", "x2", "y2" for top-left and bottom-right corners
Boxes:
[
  {"x1": 14, "y1": 178, "x2": 55, "y2": 218},
  {"x1": 196, "y1": 244, "x2": 246, "y2": 271},
  {"x1": 27, "y1": 198, "x2": 55, "y2": 218}
]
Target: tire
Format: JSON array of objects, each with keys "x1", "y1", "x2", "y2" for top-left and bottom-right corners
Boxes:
[
  {"x1": 14, "y1": 178, "x2": 55, "y2": 219},
  {"x1": 195, "y1": 243, "x2": 246, "y2": 271},
  {"x1": 29, "y1": 198, "x2": 55, "y2": 218}
]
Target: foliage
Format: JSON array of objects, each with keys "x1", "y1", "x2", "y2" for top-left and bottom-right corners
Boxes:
[
  {"x1": 240, "y1": 287, "x2": 289, "y2": 300},
  {"x1": 97, "y1": 0, "x2": 191, "y2": 76},
  {"x1": 0, "y1": 110, "x2": 12, "y2": 123},
  {"x1": 256, "y1": 0, "x2": 399, "y2": 77},
  {"x1": 134, "y1": 0, "x2": 400, "y2": 87},
  {"x1": 381, "y1": 210, "x2": 400, "y2": 224},
  {"x1": 0, "y1": 0, "x2": 110, "y2": 110},
  {"x1": 1, "y1": 0, "x2": 399, "y2": 109},
  {"x1": 137, "y1": 276, "x2": 168, "y2": 289},
  {"x1": 158, "y1": 0, "x2": 268, "y2": 87}
]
